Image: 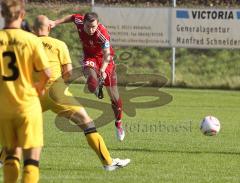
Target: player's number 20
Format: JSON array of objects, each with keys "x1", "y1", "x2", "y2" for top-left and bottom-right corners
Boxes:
[
  {"x1": 2, "y1": 51, "x2": 19, "y2": 81},
  {"x1": 85, "y1": 60, "x2": 95, "y2": 68}
]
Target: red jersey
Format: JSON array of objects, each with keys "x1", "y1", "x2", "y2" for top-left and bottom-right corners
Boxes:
[{"x1": 71, "y1": 14, "x2": 115, "y2": 58}]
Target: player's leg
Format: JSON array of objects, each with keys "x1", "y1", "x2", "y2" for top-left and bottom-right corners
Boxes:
[
  {"x1": 70, "y1": 123, "x2": 130, "y2": 171},
  {"x1": 82, "y1": 60, "x2": 100, "y2": 96},
  {"x1": 48, "y1": 85, "x2": 113, "y2": 166},
  {"x1": 17, "y1": 103, "x2": 43, "y2": 183},
  {"x1": 106, "y1": 85, "x2": 122, "y2": 122},
  {"x1": 106, "y1": 85, "x2": 125, "y2": 141},
  {"x1": 22, "y1": 147, "x2": 41, "y2": 183},
  {"x1": 52, "y1": 94, "x2": 129, "y2": 169},
  {"x1": 105, "y1": 65, "x2": 125, "y2": 141},
  {"x1": 0, "y1": 115, "x2": 22, "y2": 183},
  {"x1": 69, "y1": 108, "x2": 130, "y2": 170},
  {"x1": 3, "y1": 148, "x2": 21, "y2": 183},
  {"x1": 56, "y1": 107, "x2": 113, "y2": 165},
  {"x1": 3, "y1": 147, "x2": 41, "y2": 183},
  {"x1": 49, "y1": 81, "x2": 130, "y2": 169},
  {"x1": 84, "y1": 124, "x2": 130, "y2": 171},
  {"x1": 82, "y1": 58, "x2": 105, "y2": 99}
]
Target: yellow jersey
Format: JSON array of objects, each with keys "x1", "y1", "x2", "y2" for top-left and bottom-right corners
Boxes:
[
  {"x1": 0, "y1": 29, "x2": 49, "y2": 113},
  {"x1": 39, "y1": 36, "x2": 71, "y2": 83},
  {"x1": 38, "y1": 36, "x2": 82, "y2": 112}
]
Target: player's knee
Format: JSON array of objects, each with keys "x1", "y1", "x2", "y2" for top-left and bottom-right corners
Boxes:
[
  {"x1": 5, "y1": 156, "x2": 20, "y2": 163},
  {"x1": 87, "y1": 76, "x2": 98, "y2": 93},
  {"x1": 24, "y1": 159, "x2": 39, "y2": 167},
  {"x1": 70, "y1": 110, "x2": 92, "y2": 126},
  {"x1": 83, "y1": 121, "x2": 97, "y2": 135}
]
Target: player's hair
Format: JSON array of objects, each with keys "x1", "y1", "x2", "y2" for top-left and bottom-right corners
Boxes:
[
  {"x1": 1, "y1": 0, "x2": 25, "y2": 23},
  {"x1": 33, "y1": 16, "x2": 46, "y2": 30},
  {"x1": 83, "y1": 12, "x2": 99, "y2": 23}
]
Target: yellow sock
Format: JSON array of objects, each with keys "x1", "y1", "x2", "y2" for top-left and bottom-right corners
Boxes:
[
  {"x1": 22, "y1": 162, "x2": 39, "y2": 183},
  {"x1": 4, "y1": 157, "x2": 20, "y2": 183},
  {"x1": 85, "y1": 132, "x2": 112, "y2": 165}
]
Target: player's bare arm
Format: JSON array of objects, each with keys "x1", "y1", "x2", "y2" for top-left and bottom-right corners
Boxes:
[
  {"x1": 61, "y1": 63, "x2": 73, "y2": 82},
  {"x1": 35, "y1": 68, "x2": 51, "y2": 96},
  {"x1": 49, "y1": 15, "x2": 72, "y2": 28},
  {"x1": 100, "y1": 47, "x2": 111, "y2": 79}
]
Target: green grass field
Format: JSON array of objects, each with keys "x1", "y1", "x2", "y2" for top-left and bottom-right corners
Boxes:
[{"x1": 1, "y1": 86, "x2": 240, "y2": 183}]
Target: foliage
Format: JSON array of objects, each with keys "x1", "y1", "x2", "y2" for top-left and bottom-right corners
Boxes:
[{"x1": 27, "y1": 0, "x2": 240, "y2": 7}]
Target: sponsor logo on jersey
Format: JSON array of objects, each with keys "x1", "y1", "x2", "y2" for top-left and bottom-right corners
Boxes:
[
  {"x1": 89, "y1": 40, "x2": 94, "y2": 46},
  {"x1": 75, "y1": 18, "x2": 83, "y2": 24}
]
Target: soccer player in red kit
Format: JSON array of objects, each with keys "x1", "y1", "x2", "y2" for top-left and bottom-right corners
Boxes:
[{"x1": 50, "y1": 12, "x2": 125, "y2": 141}]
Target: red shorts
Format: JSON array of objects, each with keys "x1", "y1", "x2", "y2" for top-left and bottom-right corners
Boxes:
[{"x1": 82, "y1": 56, "x2": 117, "y2": 86}]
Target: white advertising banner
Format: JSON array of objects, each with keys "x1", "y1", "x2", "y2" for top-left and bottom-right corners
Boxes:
[
  {"x1": 172, "y1": 8, "x2": 240, "y2": 48},
  {"x1": 93, "y1": 6, "x2": 240, "y2": 49},
  {"x1": 93, "y1": 6, "x2": 171, "y2": 47}
]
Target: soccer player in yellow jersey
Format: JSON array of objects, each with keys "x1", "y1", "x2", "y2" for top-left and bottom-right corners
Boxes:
[
  {"x1": 34, "y1": 15, "x2": 130, "y2": 171},
  {"x1": 0, "y1": 14, "x2": 130, "y2": 171},
  {"x1": 0, "y1": 1, "x2": 50, "y2": 183}
]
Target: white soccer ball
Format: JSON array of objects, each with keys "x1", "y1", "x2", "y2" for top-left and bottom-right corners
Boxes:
[{"x1": 200, "y1": 116, "x2": 221, "y2": 136}]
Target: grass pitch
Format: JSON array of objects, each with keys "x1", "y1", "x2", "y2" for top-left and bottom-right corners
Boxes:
[{"x1": 1, "y1": 86, "x2": 240, "y2": 183}]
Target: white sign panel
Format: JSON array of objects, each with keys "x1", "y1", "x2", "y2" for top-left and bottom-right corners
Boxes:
[
  {"x1": 172, "y1": 8, "x2": 240, "y2": 48},
  {"x1": 93, "y1": 6, "x2": 171, "y2": 47}
]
